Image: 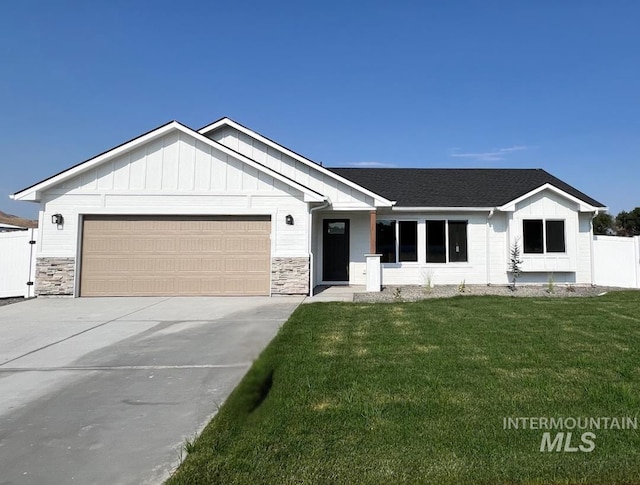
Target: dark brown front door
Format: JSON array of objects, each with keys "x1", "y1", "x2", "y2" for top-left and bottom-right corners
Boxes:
[{"x1": 323, "y1": 219, "x2": 349, "y2": 281}]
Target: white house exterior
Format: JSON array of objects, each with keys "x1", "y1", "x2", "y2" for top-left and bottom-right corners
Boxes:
[{"x1": 10, "y1": 117, "x2": 606, "y2": 297}]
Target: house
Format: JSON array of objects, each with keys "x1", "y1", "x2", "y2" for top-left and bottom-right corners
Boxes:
[{"x1": 10, "y1": 117, "x2": 606, "y2": 297}]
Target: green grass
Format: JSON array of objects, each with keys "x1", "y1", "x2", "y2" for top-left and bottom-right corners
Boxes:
[{"x1": 167, "y1": 292, "x2": 640, "y2": 484}]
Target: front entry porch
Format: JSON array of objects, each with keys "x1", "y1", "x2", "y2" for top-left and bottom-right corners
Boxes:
[
  {"x1": 313, "y1": 210, "x2": 381, "y2": 292},
  {"x1": 304, "y1": 285, "x2": 366, "y2": 302}
]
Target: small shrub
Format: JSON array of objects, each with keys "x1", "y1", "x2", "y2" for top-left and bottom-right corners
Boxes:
[
  {"x1": 422, "y1": 269, "x2": 434, "y2": 294},
  {"x1": 546, "y1": 274, "x2": 555, "y2": 294},
  {"x1": 458, "y1": 280, "x2": 467, "y2": 293},
  {"x1": 393, "y1": 287, "x2": 402, "y2": 301}
]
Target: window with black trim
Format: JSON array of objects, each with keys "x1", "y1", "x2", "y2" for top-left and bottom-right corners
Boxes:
[
  {"x1": 545, "y1": 220, "x2": 565, "y2": 252},
  {"x1": 523, "y1": 219, "x2": 565, "y2": 253},
  {"x1": 426, "y1": 220, "x2": 446, "y2": 263},
  {"x1": 448, "y1": 221, "x2": 468, "y2": 262},
  {"x1": 376, "y1": 220, "x2": 396, "y2": 263},
  {"x1": 399, "y1": 221, "x2": 417, "y2": 262},
  {"x1": 426, "y1": 220, "x2": 468, "y2": 263},
  {"x1": 523, "y1": 220, "x2": 544, "y2": 253}
]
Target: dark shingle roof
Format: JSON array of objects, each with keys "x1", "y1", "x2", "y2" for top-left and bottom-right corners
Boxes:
[{"x1": 329, "y1": 168, "x2": 605, "y2": 208}]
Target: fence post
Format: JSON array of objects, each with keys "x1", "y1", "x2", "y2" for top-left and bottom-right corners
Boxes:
[
  {"x1": 26, "y1": 228, "x2": 37, "y2": 298},
  {"x1": 635, "y1": 236, "x2": 640, "y2": 289}
]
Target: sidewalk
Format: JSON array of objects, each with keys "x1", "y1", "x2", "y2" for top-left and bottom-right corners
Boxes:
[{"x1": 303, "y1": 285, "x2": 365, "y2": 303}]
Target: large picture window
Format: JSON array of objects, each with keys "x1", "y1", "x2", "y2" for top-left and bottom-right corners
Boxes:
[
  {"x1": 426, "y1": 220, "x2": 468, "y2": 263},
  {"x1": 377, "y1": 219, "x2": 468, "y2": 264},
  {"x1": 376, "y1": 220, "x2": 418, "y2": 263},
  {"x1": 448, "y1": 221, "x2": 468, "y2": 262},
  {"x1": 545, "y1": 220, "x2": 566, "y2": 252},
  {"x1": 523, "y1": 219, "x2": 565, "y2": 253},
  {"x1": 399, "y1": 221, "x2": 418, "y2": 262},
  {"x1": 376, "y1": 220, "x2": 396, "y2": 263},
  {"x1": 426, "y1": 220, "x2": 446, "y2": 262},
  {"x1": 523, "y1": 220, "x2": 543, "y2": 253}
]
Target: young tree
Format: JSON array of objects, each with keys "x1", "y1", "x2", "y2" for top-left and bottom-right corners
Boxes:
[
  {"x1": 509, "y1": 238, "x2": 524, "y2": 290},
  {"x1": 593, "y1": 212, "x2": 614, "y2": 235},
  {"x1": 616, "y1": 207, "x2": 640, "y2": 236}
]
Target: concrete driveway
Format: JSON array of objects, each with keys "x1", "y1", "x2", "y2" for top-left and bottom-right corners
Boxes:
[{"x1": 0, "y1": 296, "x2": 302, "y2": 485}]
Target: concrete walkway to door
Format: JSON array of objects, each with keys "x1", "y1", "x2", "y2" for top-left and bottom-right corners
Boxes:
[
  {"x1": 303, "y1": 285, "x2": 365, "y2": 303},
  {"x1": 0, "y1": 296, "x2": 302, "y2": 485}
]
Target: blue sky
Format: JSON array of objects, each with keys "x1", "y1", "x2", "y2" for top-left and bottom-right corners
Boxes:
[{"x1": 1, "y1": 1, "x2": 638, "y2": 218}]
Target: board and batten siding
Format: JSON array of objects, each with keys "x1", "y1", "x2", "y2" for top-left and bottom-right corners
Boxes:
[
  {"x1": 208, "y1": 127, "x2": 376, "y2": 209},
  {"x1": 487, "y1": 213, "x2": 509, "y2": 285},
  {"x1": 508, "y1": 189, "x2": 592, "y2": 284},
  {"x1": 317, "y1": 212, "x2": 492, "y2": 286},
  {"x1": 37, "y1": 132, "x2": 310, "y2": 259}
]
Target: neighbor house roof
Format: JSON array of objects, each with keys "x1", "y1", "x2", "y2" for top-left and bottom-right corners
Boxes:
[{"x1": 329, "y1": 168, "x2": 605, "y2": 209}]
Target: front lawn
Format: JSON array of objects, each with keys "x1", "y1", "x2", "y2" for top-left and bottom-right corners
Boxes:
[{"x1": 168, "y1": 292, "x2": 640, "y2": 484}]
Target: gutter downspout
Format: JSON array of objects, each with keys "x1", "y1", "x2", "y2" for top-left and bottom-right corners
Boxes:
[{"x1": 308, "y1": 198, "x2": 331, "y2": 296}]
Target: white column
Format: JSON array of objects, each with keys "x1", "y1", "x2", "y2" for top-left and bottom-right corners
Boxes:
[{"x1": 365, "y1": 254, "x2": 381, "y2": 292}]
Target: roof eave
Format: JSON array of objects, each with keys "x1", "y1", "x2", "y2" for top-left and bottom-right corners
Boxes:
[{"x1": 390, "y1": 206, "x2": 494, "y2": 212}]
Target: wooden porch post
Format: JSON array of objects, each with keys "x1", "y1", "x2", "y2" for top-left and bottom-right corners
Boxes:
[{"x1": 370, "y1": 210, "x2": 376, "y2": 254}]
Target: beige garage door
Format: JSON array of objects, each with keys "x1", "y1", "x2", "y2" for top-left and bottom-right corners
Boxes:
[{"x1": 80, "y1": 216, "x2": 271, "y2": 297}]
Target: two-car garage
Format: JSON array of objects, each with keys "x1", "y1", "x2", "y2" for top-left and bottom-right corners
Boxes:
[{"x1": 79, "y1": 216, "x2": 271, "y2": 297}]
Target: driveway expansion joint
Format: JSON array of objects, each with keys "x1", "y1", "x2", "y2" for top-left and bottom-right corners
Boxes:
[
  {"x1": 0, "y1": 363, "x2": 252, "y2": 372},
  {"x1": 0, "y1": 297, "x2": 172, "y2": 367}
]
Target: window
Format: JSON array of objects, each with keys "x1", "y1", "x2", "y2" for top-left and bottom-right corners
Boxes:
[
  {"x1": 377, "y1": 219, "x2": 468, "y2": 264},
  {"x1": 327, "y1": 221, "x2": 345, "y2": 234},
  {"x1": 523, "y1": 219, "x2": 565, "y2": 253},
  {"x1": 399, "y1": 221, "x2": 417, "y2": 262},
  {"x1": 523, "y1": 220, "x2": 543, "y2": 253},
  {"x1": 448, "y1": 221, "x2": 468, "y2": 262},
  {"x1": 376, "y1": 220, "x2": 396, "y2": 263},
  {"x1": 426, "y1": 220, "x2": 468, "y2": 263},
  {"x1": 376, "y1": 220, "x2": 418, "y2": 263},
  {"x1": 545, "y1": 220, "x2": 565, "y2": 252},
  {"x1": 426, "y1": 220, "x2": 446, "y2": 262}
]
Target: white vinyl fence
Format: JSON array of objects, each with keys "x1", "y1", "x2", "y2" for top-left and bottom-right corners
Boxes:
[
  {"x1": 0, "y1": 229, "x2": 37, "y2": 298},
  {"x1": 593, "y1": 235, "x2": 640, "y2": 288}
]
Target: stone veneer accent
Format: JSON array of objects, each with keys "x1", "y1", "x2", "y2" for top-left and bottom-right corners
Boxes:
[
  {"x1": 271, "y1": 257, "x2": 310, "y2": 295},
  {"x1": 36, "y1": 257, "x2": 75, "y2": 296}
]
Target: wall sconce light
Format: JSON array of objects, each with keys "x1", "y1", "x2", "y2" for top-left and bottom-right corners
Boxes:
[
  {"x1": 51, "y1": 213, "x2": 64, "y2": 225},
  {"x1": 285, "y1": 214, "x2": 294, "y2": 225}
]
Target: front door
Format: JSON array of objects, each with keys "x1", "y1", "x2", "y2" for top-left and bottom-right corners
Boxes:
[{"x1": 323, "y1": 219, "x2": 350, "y2": 281}]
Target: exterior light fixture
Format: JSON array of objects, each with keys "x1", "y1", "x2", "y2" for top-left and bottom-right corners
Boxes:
[
  {"x1": 51, "y1": 214, "x2": 64, "y2": 225},
  {"x1": 285, "y1": 214, "x2": 294, "y2": 225}
]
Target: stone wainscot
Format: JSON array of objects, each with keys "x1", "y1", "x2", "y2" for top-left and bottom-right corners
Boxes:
[
  {"x1": 36, "y1": 257, "x2": 75, "y2": 296},
  {"x1": 271, "y1": 257, "x2": 309, "y2": 295}
]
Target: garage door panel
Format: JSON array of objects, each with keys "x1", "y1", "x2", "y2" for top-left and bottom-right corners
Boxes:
[{"x1": 81, "y1": 216, "x2": 271, "y2": 296}]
